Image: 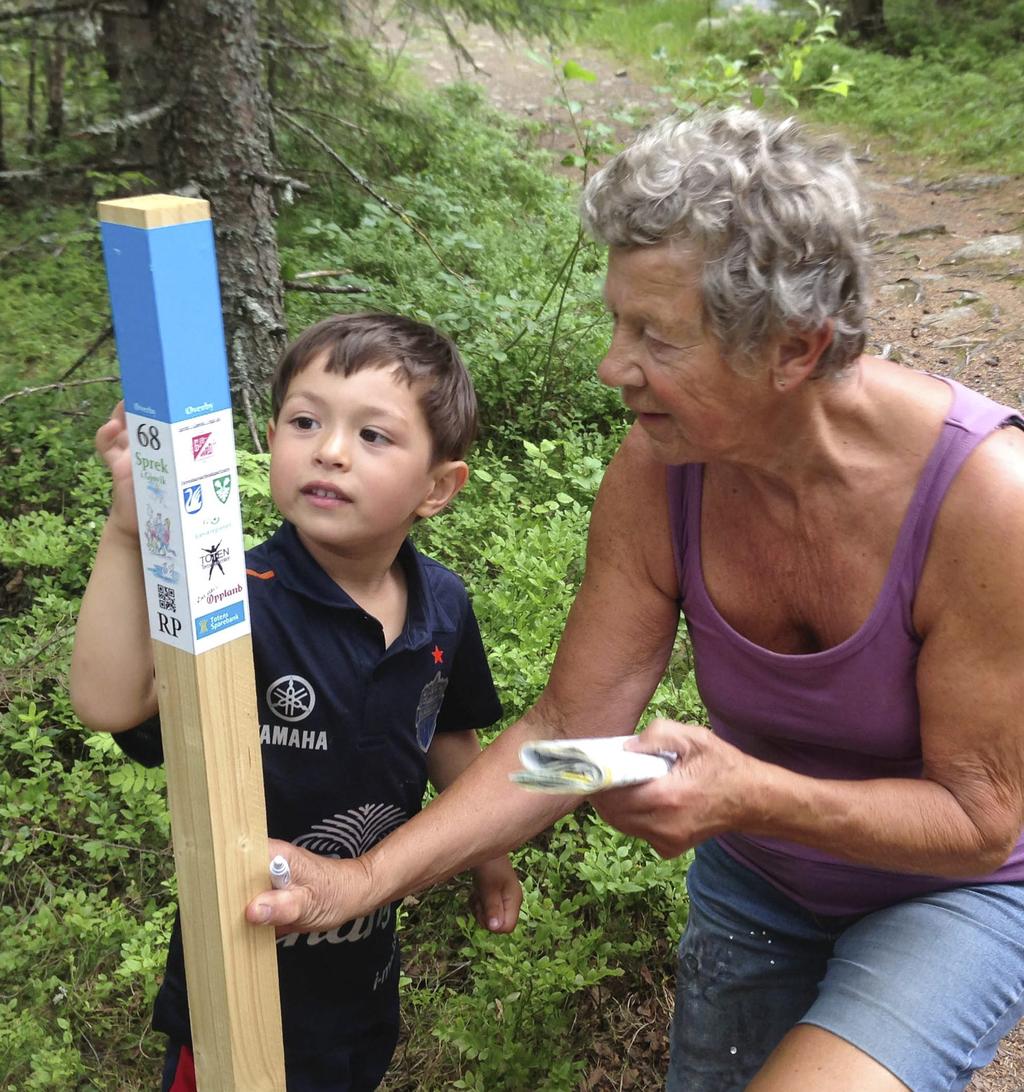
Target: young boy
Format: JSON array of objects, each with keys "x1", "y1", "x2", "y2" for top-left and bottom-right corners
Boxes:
[{"x1": 70, "y1": 312, "x2": 522, "y2": 1092}]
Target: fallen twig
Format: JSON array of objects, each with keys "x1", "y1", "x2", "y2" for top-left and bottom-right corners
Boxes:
[
  {"x1": 25, "y1": 826, "x2": 174, "y2": 858},
  {"x1": 292, "y1": 269, "x2": 354, "y2": 279},
  {"x1": 250, "y1": 170, "x2": 311, "y2": 194},
  {"x1": 431, "y1": 4, "x2": 486, "y2": 74},
  {"x1": 0, "y1": 616, "x2": 75, "y2": 705},
  {"x1": 279, "y1": 105, "x2": 369, "y2": 137},
  {"x1": 261, "y1": 34, "x2": 329, "y2": 53},
  {"x1": 274, "y1": 107, "x2": 464, "y2": 282},
  {"x1": 70, "y1": 98, "x2": 174, "y2": 139},
  {"x1": 877, "y1": 224, "x2": 948, "y2": 242},
  {"x1": 932, "y1": 336, "x2": 991, "y2": 349},
  {"x1": 283, "y1": 281, "x2": 369, "y2": 295},
  {"x1": 0, "y1": 375, "x2": 118, "y2": 408},
  {"x1": 0, "y1": 235, "x2": 35, "y2": 266},
  {"x1": 0, "y1": 160, "x2": 150, "y2": 182},
  {"x1": 239, "y1": 385, "x2": 264, "y2": 455},
  {"x1": 0, "y1": 1, "x2": 102, "y2": 20},
  {"x1": 60, "y1": 324, "x2": 113, "y2": 381}
]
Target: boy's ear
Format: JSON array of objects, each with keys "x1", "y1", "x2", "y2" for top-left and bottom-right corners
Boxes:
[
  {"x1": 266, "y1": 418, "x2": 276, "y2": 449},
  {"x1": 416, "y1": 460, "x2": 469, "y2": 519}
]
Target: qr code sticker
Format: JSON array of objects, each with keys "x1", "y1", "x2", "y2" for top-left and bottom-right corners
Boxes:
[{"x1": 157, "y1": 584, "x2": 176, "y2": 612}]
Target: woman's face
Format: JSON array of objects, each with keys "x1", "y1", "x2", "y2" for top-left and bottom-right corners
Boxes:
[{"x1": 598, "y1": 242, "x2": 768, "y2": 464}]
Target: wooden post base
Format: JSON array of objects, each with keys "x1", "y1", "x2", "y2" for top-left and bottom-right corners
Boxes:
[{"x1": 155, "y1": 636, "x2": 285, "y2": 1090}]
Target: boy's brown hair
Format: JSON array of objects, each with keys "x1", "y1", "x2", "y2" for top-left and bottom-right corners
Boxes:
[{"x1": 270, "y1": 312, "x2": 479, "y2": 463}]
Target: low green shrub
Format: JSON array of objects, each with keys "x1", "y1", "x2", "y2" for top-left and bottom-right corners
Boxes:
[
  {"x1": 0, "y1": 68, "x2": 700, "y2": 1089},
  {"x1": 579, "y1": 0, "x2": 1024, "y2": 174},
  {"x1": 804, "y1": 40, "x2": 1024, "y2": 172}
]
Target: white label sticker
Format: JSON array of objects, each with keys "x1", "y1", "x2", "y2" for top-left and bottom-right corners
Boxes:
[
  {"x1": 127, "y1": 410, "x2": 251, "y2": 653},
  {"x1": 173, "y1": 412, "x2": 250, "y2": 652}
]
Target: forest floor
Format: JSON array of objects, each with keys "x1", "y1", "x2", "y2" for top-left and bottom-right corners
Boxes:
[{"x1": 377, "y1": 17, "x2": 1024, "y2": 1091}]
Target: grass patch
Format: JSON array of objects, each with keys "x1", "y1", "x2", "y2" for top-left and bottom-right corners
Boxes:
[
  {"x1": 580, "y1": 0, "x2": 709, "y2": 68},
  {"x1": 0, "y1": 206, "x2": 115, "y2": 389},
  {"x1": 575, "y1": 0, "x2": 1024, "y2": 173},
  {"x1": 804, "y1": 41, "x2": 1024, "y2": 173}
]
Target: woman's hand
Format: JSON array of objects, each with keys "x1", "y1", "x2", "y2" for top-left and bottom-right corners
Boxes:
[
  {"x1": 245, "y1": 840, "x2": 378, "y2": 937},
  {"x1": 469, "y1": 856, "x2": 523, "y2": 934},
  {"x1": 592, "y1": 718, "x2": 758, "y2": 858}
]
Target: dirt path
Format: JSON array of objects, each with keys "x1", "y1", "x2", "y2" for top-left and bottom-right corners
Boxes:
[
  {"x1": 378, "y1": 19, "x2": 1024, "y2": 1091},
  {"x1": 384, "y1": 20, "x2": 1024, "y2": 408}
]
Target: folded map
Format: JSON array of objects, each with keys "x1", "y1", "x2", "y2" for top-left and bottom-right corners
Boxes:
[{"x1": 510, "y1": 735, "x2": 677, "y2": 794}]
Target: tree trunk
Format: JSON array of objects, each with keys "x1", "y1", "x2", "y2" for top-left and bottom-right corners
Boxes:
[
  {"x1": 43, "y1": 40, "x2": 66, "y2": 147},
  {"x1": 101, "y1": 0, "x2": 162, "y2": 164},
  {"x1": 100, "y1": 11, "x2": 123, "y2": 83},
  {"x1": 265, "y1": 0, "x2": 279, "y2": 160},
  {"x1": 0, "y1": 57, "x2": 7, "y2": 176},
  {"x1": 96, "y1": 0, "x2": 286, "y2": 402},
  {"x1": 155, "y1": 0, "x2": 285, "y2": 402},
  {"x1": 26, "y1": 40, "x2": 37, "y2": 154},
  {"x1": 839, "y1": 0, "x2": 886, "y2": 39}
]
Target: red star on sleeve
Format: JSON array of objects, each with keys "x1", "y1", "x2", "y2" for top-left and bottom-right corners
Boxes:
[{"x1": 431, "y1": 645, "x2": 444, "y2": 665}]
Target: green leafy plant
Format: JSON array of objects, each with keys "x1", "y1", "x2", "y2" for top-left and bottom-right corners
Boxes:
[
  {"x1": 654, "y1": 1, "x2": 853, "y2": 112},
  {"x1": 755, "y1": 1, "x2": 852, "y2": 108}
]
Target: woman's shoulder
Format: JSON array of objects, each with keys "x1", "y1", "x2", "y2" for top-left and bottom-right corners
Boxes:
[
  {"x1": 590, "y1": 426, "x2": 678, "y2": 602},
  {"x1": 916, "y1": 404, "x2": 1024, "y2": 634},
  {"x1": 862, "y1": 356, "x2": 952, "y2": 416},
  {"x1": 948, "y1": 418, "x2": 1024, "y2": 510}
]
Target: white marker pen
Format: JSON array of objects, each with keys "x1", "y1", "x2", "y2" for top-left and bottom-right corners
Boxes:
[{"x1": 269, "y1": 854, "x2": 291, "y2": 890}]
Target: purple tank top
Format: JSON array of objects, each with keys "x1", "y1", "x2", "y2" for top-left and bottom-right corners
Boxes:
[{"x1": 668, "y1": 377, "x2": 1024, "y2": 915}]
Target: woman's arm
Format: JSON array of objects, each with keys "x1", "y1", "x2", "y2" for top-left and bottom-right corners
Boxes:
[
  {"x1": 246, "y1": 426, "x2": 683, "y2": 931},
  {"x1": 427, "y1": 731, "x2": 523, "y2": 933}
]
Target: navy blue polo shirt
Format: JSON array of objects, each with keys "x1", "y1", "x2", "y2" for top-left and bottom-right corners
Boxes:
[{"x1": 115, "y1": 520, "x2": 501, "y2": 1090}]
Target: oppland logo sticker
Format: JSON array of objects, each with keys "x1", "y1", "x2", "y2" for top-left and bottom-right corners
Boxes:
[
  {"x1": 267, "y1": 675, "x2": 316, "y2": 722},
  {"x1": 183, "y1": 483, "x2": 203, "y2": 514},
  {"x1": 213, "y1": 474, "x2": 232, "y2": 503}
]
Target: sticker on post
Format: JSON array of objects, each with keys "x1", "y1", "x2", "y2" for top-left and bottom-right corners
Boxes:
[{"x1": 195, "y1": 601, "x2": 246, "y2": 640}]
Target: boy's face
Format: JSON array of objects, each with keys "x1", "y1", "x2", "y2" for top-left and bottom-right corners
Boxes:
[{"x1": 267, "y1": 358, "x2": 465, "y2": 565}]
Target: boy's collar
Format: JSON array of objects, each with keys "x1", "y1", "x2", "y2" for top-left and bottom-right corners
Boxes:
[{"x1": 264, "y1": 522, "x2": 454, "y2": 646}]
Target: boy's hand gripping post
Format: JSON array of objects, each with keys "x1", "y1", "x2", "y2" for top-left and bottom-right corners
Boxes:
[{"x1": 97, "y1": 195, "x2": 285, "y2": 1091}]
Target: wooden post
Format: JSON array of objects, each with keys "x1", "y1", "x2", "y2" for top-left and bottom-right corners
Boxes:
[{"x1": 98, "y1": 194, "x2": 286, "y2": 1091}]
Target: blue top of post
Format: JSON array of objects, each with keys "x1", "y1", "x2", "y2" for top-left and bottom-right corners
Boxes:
[{"x1": 98, "y1": 196, "x2": 232, "y2": 423}]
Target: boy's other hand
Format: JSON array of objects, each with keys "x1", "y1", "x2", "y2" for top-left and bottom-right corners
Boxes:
[
  {"x1": 246, "y1": 840, "x2": 377, "y2": 936},
  {"x1": 96, "y1": 401, "x2": 139, "y2": 536},
  {"x1": 469, "y1": 856, "x2": 523, "y2": 934}
]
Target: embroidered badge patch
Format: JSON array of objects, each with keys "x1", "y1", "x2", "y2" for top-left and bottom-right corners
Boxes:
[{"x1": 415, "y1": 670, "x2": 449, "y2": 751}]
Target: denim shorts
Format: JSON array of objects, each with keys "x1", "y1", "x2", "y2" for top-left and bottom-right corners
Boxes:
[{"x1": 668, "y1": 839, "x2": 1024, "y2": 1092}]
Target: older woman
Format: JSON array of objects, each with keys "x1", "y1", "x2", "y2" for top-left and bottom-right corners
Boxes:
[{"x1": 249, "y1": 110, "x2": 1024, "y2": 1090}]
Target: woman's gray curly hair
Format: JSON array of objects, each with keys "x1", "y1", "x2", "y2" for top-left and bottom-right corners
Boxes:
[{"x1": 580, "y1": 109, "x2": 872, "y2": 376}]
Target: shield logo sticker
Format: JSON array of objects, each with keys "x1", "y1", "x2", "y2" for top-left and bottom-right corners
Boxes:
[
  {"x1": 213, "y1": 474, "x2": 232, "y2": 504},
  {"x1": 415, "y1": 670, "x2": 449, "y2": 751}
]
